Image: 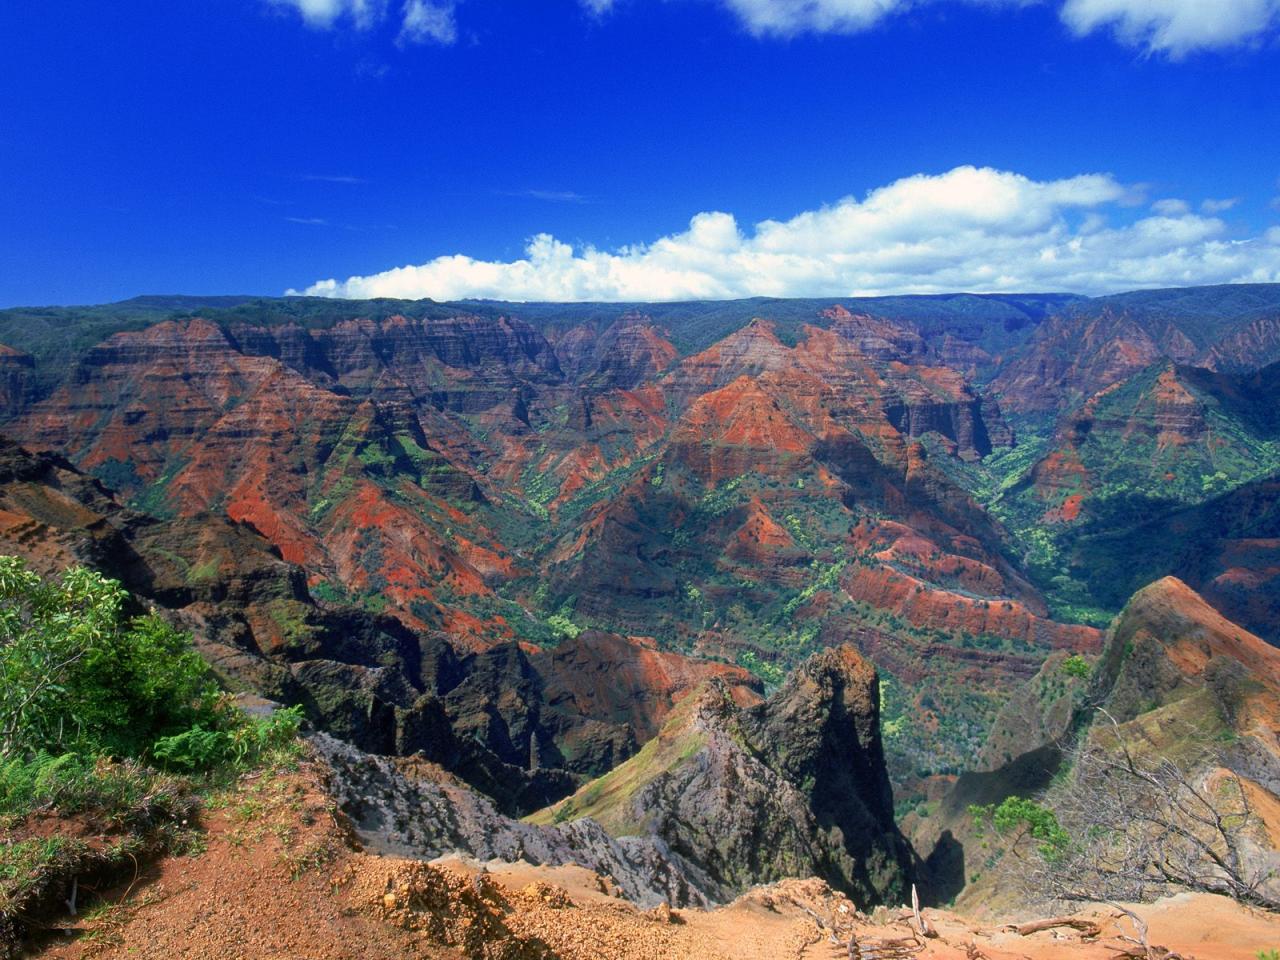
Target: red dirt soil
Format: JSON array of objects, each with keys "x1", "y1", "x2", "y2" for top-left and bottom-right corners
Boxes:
[{"x1": 31, "y1": 760, "x2": 1280, "y2": 960}]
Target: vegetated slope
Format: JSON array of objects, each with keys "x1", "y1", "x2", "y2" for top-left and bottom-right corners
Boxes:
[
  {"x1": 912, "y1": 576, "x2": 1280, "y2": 915},
  {"x1": 3, "y1": 285, "x2": 1280, "y2": 781},
  {"x1": 0, "y1": 436, "x2": 760, "y2": 815},
  {"x1": 989, "y1": 283, "x2": 1280, "y2": 414},
  {"x1": 966, "y1": 360, "x2": 1280, "y2": 628},
  {"x1": 1072, "y1": 470, "x2": 1280, "y2": 644},
  {"x1": 539, "y1": 316, "x2": 1097, "y2": 778},
  {"x1": 0, "y1": 299, "x2": 1096, "y2": 782}
]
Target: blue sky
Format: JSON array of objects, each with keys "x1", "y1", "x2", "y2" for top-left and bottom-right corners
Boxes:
[{"x1": 2, "y1": 0, "x2": 1279, "y2": 306}]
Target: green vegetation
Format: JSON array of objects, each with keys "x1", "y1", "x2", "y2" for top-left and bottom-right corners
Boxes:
[
  {"x1": 970, "y1": 796, "x2": 1070, "y2": 861},
  {"x1": 1060, "y1": 654, "x2": 1091, "y2": 680},
  {"x1": 545, "y1": 606, "x2": 582, "y2": 641},
  {"x1": 699, "y1": 474, "x2": 746, "y2": 517},
  {"x1": 737, "y1": 649, "x2": 785, "y2": 685},
  {"x1": 1, "y1": 558, "x2": 212, "y2": 758},
  {"x1": 781, "y1": 558, "x2": 847, "y2": 619},
  {"x1": 0, "y1": 557, "x2": 303, "y2": 927},
  {"x1": 527, "y1": 691, "x2": 710, "y2": 835}
]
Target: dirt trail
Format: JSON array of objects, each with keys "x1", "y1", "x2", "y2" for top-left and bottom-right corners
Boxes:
[{"x1": 32, "y1": 763, "x2": 1280, "y2": 960}]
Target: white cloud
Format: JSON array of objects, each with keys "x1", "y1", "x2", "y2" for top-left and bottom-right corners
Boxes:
[
  {"x1": 290, "y1": 165, "x2": 1280, "y2": 301},
  {"x1": 1201, "y1": 198, "x2": 1240, "y2": 214},
  {"x1": 715, "y1": 0, "x2": 919, "y2": 36},
  {"x1": 1151, "y1": 198, "x2": 1190, "y2": 216},
  {"x1": 1060, "y1": 0, "x2": 1280, "y2": 56},
  {"x1": 268, "y1": 0, "x2": 385, "y2": 29},
  {"x1": 399, "y1": 0, "x2": 457, "y2": 44},
  {"x1": 581, "y1": 0, "x2": 1280, "y2": 54},
  {"x1": 267, "y1": 0, "x2": 456, "y2": 43}
]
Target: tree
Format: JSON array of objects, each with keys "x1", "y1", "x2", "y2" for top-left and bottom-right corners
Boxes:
[{"x1": 1005, "y1": 712, "x2": 1279, "y2": 913}]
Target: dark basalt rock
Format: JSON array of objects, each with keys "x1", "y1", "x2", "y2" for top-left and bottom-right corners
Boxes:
[
  {"x1": 311, "y1": 732, "x2": 715, "y2": 908},
  {"x1": 543, "y1": 645, "x2": 916, "y2": 908}
]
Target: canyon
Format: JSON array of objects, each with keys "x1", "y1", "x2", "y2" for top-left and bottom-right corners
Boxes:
[{"x1": 2, "y1": 284, "x2": 1280, "y2": 956}]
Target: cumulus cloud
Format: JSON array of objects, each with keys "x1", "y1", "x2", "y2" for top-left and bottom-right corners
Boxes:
[
  {"x1": 290, "y1": 165, "x2": 1280, "y2": 301},
  {"x1": 581, "y1": 0, "x2": 1280, "y2": 54},
  {"x1": 267, "y1": 0, "x2": 456, "y2": 43},
  {"x1": 1060, "y1": 0, "x2": 1280, "y2": 56}
]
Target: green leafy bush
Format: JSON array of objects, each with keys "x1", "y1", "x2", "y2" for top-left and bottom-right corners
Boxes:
[
  {"x1": 0, "y1": 556, "x2": 305, "y2": 800},
  {"x1": 0, "y1": 557, "x2": 217, "y2": 759},
  {"x1": 152, "y1": 706, "x2": 302, "y2": 772},
  {"x1": 1060, "y1": 654, "x2": 1091, "y2": 680},
  {"x1": 970, "y1": 795, "x2": 1071, "y2": 861},
  {"x1": 0, "y1": 557, "x2": 307, "y2": 941}
]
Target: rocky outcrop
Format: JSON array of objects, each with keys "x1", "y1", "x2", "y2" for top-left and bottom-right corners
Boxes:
[
  {"x1": 976, "y1": 651, "x2": 1090, "y2": 771},
  {"x1": 916, "y1": 577, "x2": 1280, "y2": 909},
  {"x1": 991, "y1": 308, "x2": 1173, "y2": 414},
  {"x1": 1091, "y1": 576, "x2": 1280, "y2": 724},
  {"x1": 531, "y1": 646, "x2": 915, "y2": 908},
  {"x1": 1200, "y1": 313, "x2": 1280, "y2": 373},
  {"x1": 822, "y1": 306, "x2": 927, "y2": 360},
  {"x1": 312, "y1": 733, "x2": 716, "y2": 908},
  {"x1": 530, "y1": 630, "x2": 762, "y2": 746},
  {"x1": 1007, "y1": 360, "x2": 1280, "y2": 549},
  {"x1": 0, "y1": 299, "x2": 1163, "y2": 789},
  {"x1": 663, "y1": 318, "x2": 792, "y2": 403}
]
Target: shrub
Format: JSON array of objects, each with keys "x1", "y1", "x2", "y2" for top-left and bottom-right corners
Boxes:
[
  {"x1": 152, "y1": 705, "x2": 303, "y2": 772},
  {"x1": 0, "y1": 557, "x2": 217, "y2": 759},
  {"x1": 970, "y1": 796, "x2": 1070, "y2": 861},
  {"x1": 1060, "y1": 654, "x2": 1091, "y2": 681}
]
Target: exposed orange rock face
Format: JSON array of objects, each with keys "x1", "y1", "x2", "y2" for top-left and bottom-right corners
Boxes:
[
  {"x1": 821, "y1": 306, "x2": 927, "y2": 360},
  {"x1": 554, "y1": 313, "x2": 679, "y2": 389},
  {"x1": 670, "y1": 376, "x2": 813, "y2": 484},
  {"x1": 1150, "y1": 366, "x2": 1206, "y2": 447},
  {"x1": 1, "y1": 301, "x2": 1107, "y2": 784},
  {"x1": 841, "y1": 563, "x2": 1101, "y2": 652},
  {"x1": 1112, "y1": 576, "x2": 1280, "y2": 696},
  {"x1": 664, "y1": 318, "x2": 793, "y2": 402},
  {"x1": 6, "y1": 316, "x2": 524, "y2": 641},
  {"x1": 1094, "y1": 577, "x2": 1280, "y2": 790},
  {"x1": 849, "y1": 519, "x2": 1028, "y2": 602},
  {"x1": 1202, "y1": 313, "x2": 1280, "y2": 372},
  {"x1": 15, "y1": 318, "x2": 283, "y2": 483},
  {"x1": 1030, "y1": 448, "x2": 1089, "y2": 522},
  {"x1": 724, "y1": 497, "x2": 806, "y2": 581}
]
